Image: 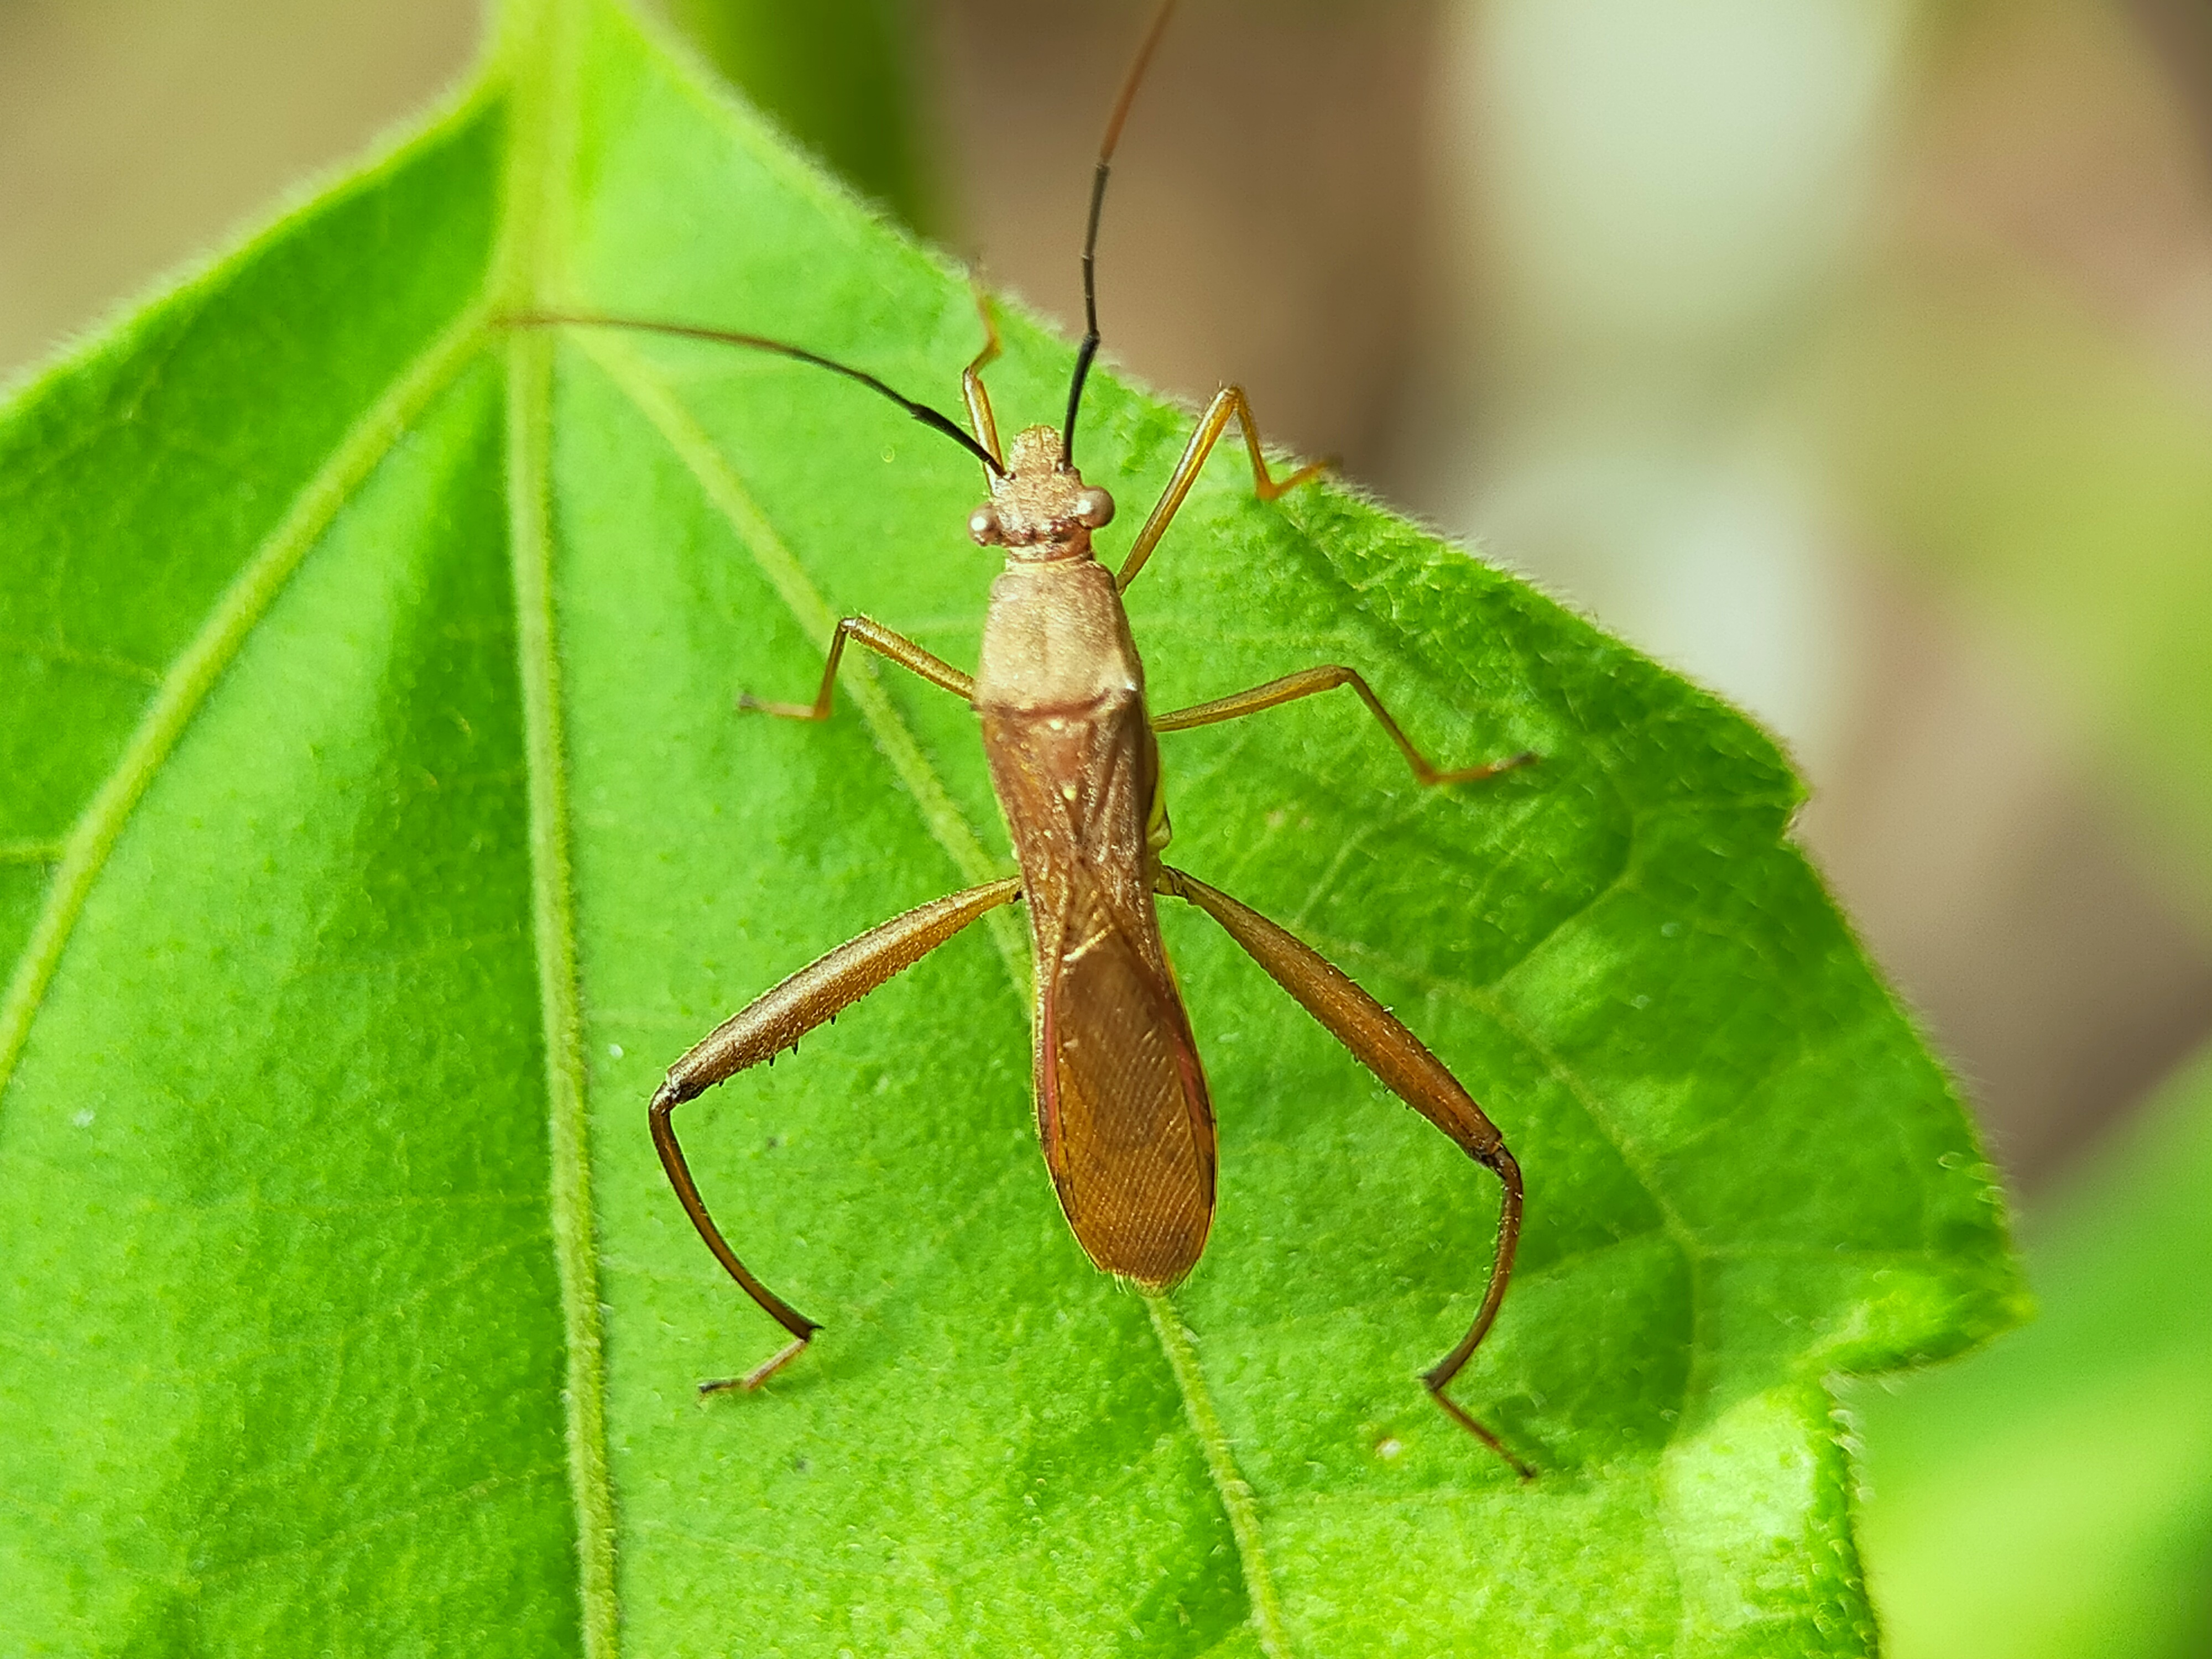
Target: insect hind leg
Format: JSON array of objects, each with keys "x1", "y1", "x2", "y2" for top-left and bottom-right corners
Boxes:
[
  {"x1": 1155, "y1": 862, "x2": 1533, "y2": 1478},
  {"x1": 651, "y1": 877, "x2": 1022, "y2": 1393}
]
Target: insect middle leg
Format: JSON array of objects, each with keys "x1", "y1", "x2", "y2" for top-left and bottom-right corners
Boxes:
[
  {"x1": 739, "y1": 615, "x2": 974, "y2": 721},
  {"x1": 1154, "y1": 668, "x2": 1536, "y2": 786},
  {"x1": 651, "y1": 876, "x2": 1023, "y2": 1391},
  {"x1": 1155, "y1": 862, "x2": 1532, "y2": 1478},
  {"x1": 1115, "y1": 384, "x2": 1331, "y2": 592}
]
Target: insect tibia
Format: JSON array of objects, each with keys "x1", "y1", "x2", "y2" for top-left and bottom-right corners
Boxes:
[{"x1": 1423, "y1": 1376, "x2": 1538, "y2": 1481}]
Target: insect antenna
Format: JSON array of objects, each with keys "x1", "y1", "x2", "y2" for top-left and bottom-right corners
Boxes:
[
  {"x1": 1062, "y1": 0, "x2": 1180, "y2": 466},
  {"x1": 500, "y1": 311, "x2": 1005, "y2": 478}
]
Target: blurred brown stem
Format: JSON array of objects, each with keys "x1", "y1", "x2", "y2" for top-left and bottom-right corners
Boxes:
[
  {"x1": 665, "y1": 0, "x2": 937, "y2": 233},
  {"x1": 2126, "y1": 0, "x2": 2212, "y2": 163}
]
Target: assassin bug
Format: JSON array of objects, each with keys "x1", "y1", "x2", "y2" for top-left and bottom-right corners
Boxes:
[{"x1": 522, "y1": 0, "x2": 1535, "y2": 1473}]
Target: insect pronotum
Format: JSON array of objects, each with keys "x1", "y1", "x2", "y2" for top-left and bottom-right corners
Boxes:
[{"x1": 518, "y1": 0, "x2": 1536, "y2": 1475}]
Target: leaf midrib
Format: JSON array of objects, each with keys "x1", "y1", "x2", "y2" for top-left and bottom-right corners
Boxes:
[{"x1": 495, "y1": 1, "x2": 620, "y2": 1653}]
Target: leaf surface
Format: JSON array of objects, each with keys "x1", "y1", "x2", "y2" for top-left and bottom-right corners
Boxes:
[{"x1": 0, "y1": 4, "x2": 2020, "y2": 1653}]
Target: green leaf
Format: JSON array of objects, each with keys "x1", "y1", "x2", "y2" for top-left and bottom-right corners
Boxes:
[
  {"x1": 1850, "y1": 1044, "x2": 2212, "y2": 1659},
  {"x1": 0, "y1": 2, "x2": 2021, "y2": 1652}
]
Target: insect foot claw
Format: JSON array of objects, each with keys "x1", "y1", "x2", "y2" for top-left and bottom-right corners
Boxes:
[
  {"x1": 736, "y1": 691, "x2": 826, "y2": 721},
  {"x1": 699, "y1": 1332, "x2": 817, "y2": 1397},
  {"x1": 1430, "y1": 749, "x2": 1543, "y2": 788}
]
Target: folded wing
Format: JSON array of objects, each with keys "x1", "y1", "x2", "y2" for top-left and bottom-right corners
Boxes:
[{"x1": 1036, "y1": 881, "x2": 1215, "y2": 1289}]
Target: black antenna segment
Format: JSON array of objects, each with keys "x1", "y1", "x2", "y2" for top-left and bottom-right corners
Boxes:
[
  {"x1": 502, "y1": 312, "x2": 1005, "y2": 478},
  {"x1": 1062, "y1": 0, "x2": 1180, "y2": 466}
]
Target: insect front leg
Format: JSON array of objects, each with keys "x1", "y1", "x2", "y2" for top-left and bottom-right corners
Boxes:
[
  {"x1": 1154, "y1": 667, "x2": 1536, "y2": 786},
  {"x1": 739, "y1": 615, "x2": 975, "y2": 721},
  {"x1": 1155, "y1": 863, "x2": 1532, "y2": 1478},
  {"x1": 1115, "y1": 385, "x2": 1330, "y2": 591},
  {"x1": 652, "y1": 876, "x2": 1022, "y2": 1392},
  {"x1": 962, "y1": 280, "x2": 1004, "y2": 471}
]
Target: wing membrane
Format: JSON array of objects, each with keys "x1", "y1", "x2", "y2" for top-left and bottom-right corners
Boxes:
[{"x1": 1037, "y1": 884, "x2": 1215, "y2": 1288}]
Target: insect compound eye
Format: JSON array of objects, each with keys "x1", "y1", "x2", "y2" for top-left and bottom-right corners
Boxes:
[
  {"x1": 968, "y1": 503, "x2": 1005, "y2": 546},
  {"x1": 1073, "y1": 487, "x2": 1115, "y2": 529}
]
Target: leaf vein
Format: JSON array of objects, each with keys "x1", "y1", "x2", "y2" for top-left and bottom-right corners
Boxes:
[
  {"x1": 0, "y1": 634, "x2": 164, "y2": 687},
  {"x1": 0, "y1": 309, "x2": 487, "y2": 1134},
  {"x1": 497, "y1": 40, "x2": 621, "y2": 1632}
]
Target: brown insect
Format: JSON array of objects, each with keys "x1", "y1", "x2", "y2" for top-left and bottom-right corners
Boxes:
[{"x1": 531, "y1": 0, "x2": 1534, "y2": 1474}]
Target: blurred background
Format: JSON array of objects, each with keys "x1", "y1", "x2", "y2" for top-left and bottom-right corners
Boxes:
[{"x1": 4, "y1": 0, "x2": 2207, "y2": 1651}]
